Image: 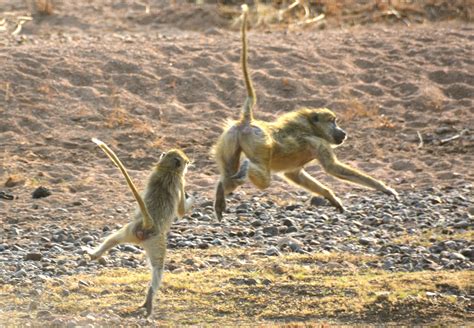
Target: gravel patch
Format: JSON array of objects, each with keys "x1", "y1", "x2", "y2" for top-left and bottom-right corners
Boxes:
[{"x1": 1, "y1": 186, "x2": 472, "y2": 286}]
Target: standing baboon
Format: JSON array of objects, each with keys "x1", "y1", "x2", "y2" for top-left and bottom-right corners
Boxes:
[
  {"x1": 89, "y1": 139, "x2": 194, "y2": 317},
  {"x1": 213, "y1": 5, "x2": 399, "y2": 220}
]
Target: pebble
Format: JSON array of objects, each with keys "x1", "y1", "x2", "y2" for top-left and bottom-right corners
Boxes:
[
  {"x1": 265, "y1": 246, "x2": 281, "y2": 256},
  {"x1": 262, "y1": 226, "x2": 279, "y2": 236},
  {"x1": 24, "y1": 253, "x2": 42, "y2": 261},
  {"x1": 32, "y1": 186, "x2": 52, "y2": 199},
  {"x1": 0, "y1": 188, "x2": 472, "y2": 288}
]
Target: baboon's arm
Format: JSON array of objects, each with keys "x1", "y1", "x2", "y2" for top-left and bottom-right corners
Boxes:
[
  {"x1": 177, "y1": 186, "x2": 194, "y2": 217},
  {"x1": 314, "y1": 141, "x2": 399, "y2": 200}
]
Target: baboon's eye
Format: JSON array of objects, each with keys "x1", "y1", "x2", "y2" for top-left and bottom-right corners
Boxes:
[
  {"x1": 312, "y1": 114, "x2": 319, "y2": 122},
  {"x1": 174, "y1": 157, "x2": 181, "y2": 168}
]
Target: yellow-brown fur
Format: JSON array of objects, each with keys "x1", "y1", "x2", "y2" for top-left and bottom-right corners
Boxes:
[
  {"x1": 89, "y1": 143, "x2": 193, "y2": 317},
  {"x1": 213, "y1": 5, "x2": 398, "y2": 220}
]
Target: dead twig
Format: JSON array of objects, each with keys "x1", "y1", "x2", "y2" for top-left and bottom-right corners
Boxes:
[
  {"x1": 11, "y1": 16, "x2": 32, "y2": 36},
  {"x1": 297, "y1": 13, "x2": 325, "y2": 26},
  {"x1": 439, "y1": 129, "x2": 468, "y2": 145},
  {"x1": 416, "y1": 131, "x2": 423, "y2": 148}
]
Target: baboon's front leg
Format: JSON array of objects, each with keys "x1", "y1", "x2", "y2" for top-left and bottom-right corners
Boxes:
[
  {"x1": 284, "y1": 169, "x2": 345, "y2": 212},
  {"x1": 316, "y1": 143, "x2": 399, "y2": 200},
  {"x1": 178, "y1": 187, "x2": 194, "y2": 217}
]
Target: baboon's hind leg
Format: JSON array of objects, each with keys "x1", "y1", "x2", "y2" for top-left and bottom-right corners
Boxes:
[
  {"x1": 284, "y1": 169, "x2": 345, "y2": 212},
  {"x1": 89, "y1": 223, "x2": 139, "y2": 260},
  {"x1": 140, "y1": 234, "x2": 167, "y2": 317},
  {"x1": 246, "y1": 144, "x2": 272, "y2": 190},
  {"x1": 214, "y1": 127, "x2": 247, "y2": 220}
]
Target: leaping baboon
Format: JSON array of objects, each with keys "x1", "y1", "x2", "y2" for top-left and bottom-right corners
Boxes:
[{"x1": 213, "y1": 4, "x2": 398, "y2": 220}]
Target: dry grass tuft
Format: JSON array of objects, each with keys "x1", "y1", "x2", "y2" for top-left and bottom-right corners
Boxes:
[{"x1": 0, "y1": 248, "x2": 472, "y2": 325}]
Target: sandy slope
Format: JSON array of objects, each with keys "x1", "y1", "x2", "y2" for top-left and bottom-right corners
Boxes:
[{"x1": 1, "y1": 5, "x2": 473, "y2": 217}]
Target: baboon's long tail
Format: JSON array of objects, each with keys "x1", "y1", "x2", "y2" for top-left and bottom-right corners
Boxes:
[
  {"x1": 92, "y1": 138, "x2": 154, "y2": 230},
  {"x1": 240, "y1": 4, "x2": 256, "y2": 125}
]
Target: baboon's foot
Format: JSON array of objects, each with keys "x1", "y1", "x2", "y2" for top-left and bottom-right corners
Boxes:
[
  {"x1": 140, "y1": 290, "x2": 154, "y2": 317},
  {"x1": 87, "y1": 250, "x2": 100, "y2": 261},
  {"x1": 230, "y1": 158, "x2": 249, "y2": 183},
  {"x1": 214, "y1": 182, "x2": 226, "y2": 221}
]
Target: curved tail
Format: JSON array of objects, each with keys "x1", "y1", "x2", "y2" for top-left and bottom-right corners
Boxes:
[
  {"x1": 92, "y1": 138, "x2": 154, "y2": 230},
  {"x1": 240, "y1": 4, "x2": 256, "y2": 125}
]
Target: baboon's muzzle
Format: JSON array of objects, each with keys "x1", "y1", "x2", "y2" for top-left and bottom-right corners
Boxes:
[{"x1": 334, "y1": 129, "x2": 347, "y2": 145}]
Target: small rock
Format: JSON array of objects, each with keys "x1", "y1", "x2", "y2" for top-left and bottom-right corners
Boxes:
[
  {"x1": 0, "y1": 191, "x2": 14, "y2": 200},
  {"x1": 310, "y1": 196, "x2": 327, "y2": 207},
  {"x1": 198, "y1": 243, "x2": 209, "y2": 249},
  {"x1": 282, "y1": 218, "x2": 295, "y2": 227},
  {"x1": 263, "y1": 226, "x2": 279, "y2": 236},
  {"x1": 122, "y1": 245, "x2": 141, "y2": 253},
  {"x1": 32, "y1": 186, "x2": 51, "y2": 199},
  {"x1": 24, "y1": 253, "x2": 42, "y2": 261},
  {"x1": 285, "y1": 204, "x2": 300, "y2": 211},
  {"x1": 14, "y1": 269, "x2": 27, "y2": 278},
  {"x1": 460, "y1": 248, "x2": 474, "y2": 259},
  {"x1": 81, "y1": 235, "x2": 94, "y2": 243},
  {"x1": 78, "y1": 280, "x2": 90, "y2": 287},
  {"x1": 265, "y1": 246, "x2": 281, "y2": 256},
  {"x1": 251, "y1": 220, "x2": 262, "y2": 227},
  {"x1": 359, "y1": 237, "x2": 376, "y2": 246},
  {"x1": 36, "y1": 310, "x2": 52, "y2": 318},
  {"x1": 453, "y1": 221, "x2": 470, "y2": 229},
  {"x1": 449, "y1": 252, "x2": 467, "y2": 261},
  {"x1": 229, "y1": 277, "x2": 257, "y2": 286},
  {"x1": 5, "y1": 175, "x2": 25, "y2": 187},
  {"x1": 391, "y1": 160, "x2": 417, "y2": 171},
  {"x1": 468, "y1": 207, "x2": 474, "y2": 216},
  {"x1": 277, "y1": 237, "x2": 303, "y2": 252}
]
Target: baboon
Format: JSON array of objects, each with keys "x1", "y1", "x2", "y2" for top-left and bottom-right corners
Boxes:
[
  {"x1": 213, "y1": 5, "x2": 398, "y2": 220},
  {"x1": 89, "y1": 138, "x2": 194, "y2": 317}
]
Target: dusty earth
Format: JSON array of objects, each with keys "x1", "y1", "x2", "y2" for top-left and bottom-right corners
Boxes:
[{"x1": 0, "y1": 0, "x2": 473, "y2": 326}]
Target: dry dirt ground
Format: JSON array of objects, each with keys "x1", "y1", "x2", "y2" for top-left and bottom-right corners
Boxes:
[{"x1": 0, "y1": 0, "x2": 473, "y2": 326}]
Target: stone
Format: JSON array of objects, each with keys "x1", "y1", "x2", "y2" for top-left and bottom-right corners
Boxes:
[
  {"x1": 24, "y1": 253, "x2": 42, "y2": 261},
  {"x1": 32, "y1": 186, "x2": 51, "y2": 199},
  {"x1": 359, "y1": 237, "x2": 376, "y2": 246},
  {"x1": 262, "y1": 226, "x2": 279, "y2": 236},
  {"x1": 265, "y1": 246, "x2": 281, "y2": 256},
  {"x1": 310, "y1": 196, "x2": 327, "y2": 207}
]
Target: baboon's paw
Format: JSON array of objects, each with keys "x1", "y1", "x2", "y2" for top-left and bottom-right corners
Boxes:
[{"x1": 231, "y1": 158, "x2": 250, "y2": 181}]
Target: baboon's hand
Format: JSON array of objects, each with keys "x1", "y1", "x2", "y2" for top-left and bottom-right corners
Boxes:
[
  {"x1": 325, "y1": 196, "x2": 345, "y2": 213},
  {"x1": 332, "y1": 200, "x2": 345, "y2": 213},
  {"x1": 384, "y1": 187, "x2": 400, "y2": 201}
]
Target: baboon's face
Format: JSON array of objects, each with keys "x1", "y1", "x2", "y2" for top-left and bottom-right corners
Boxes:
[
  {"x1": 158, "y1": 149, "x2": 190, "y2": 174},
  {"x1": 307, "y1": 108, "x2": 347, "y2": 145}
]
